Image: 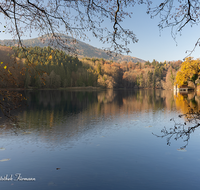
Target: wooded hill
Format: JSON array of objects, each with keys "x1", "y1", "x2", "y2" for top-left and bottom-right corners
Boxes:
[
  {"x1": 0, "y1": 35, "x2": 145, "y2": 63},
  {"x1": 0, "y1": 45, "x2": 182, "y2": 89}
]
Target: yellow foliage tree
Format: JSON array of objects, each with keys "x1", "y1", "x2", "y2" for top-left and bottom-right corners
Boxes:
[{"x1": 175, "y1": 58, "x2": 200, "y2": 87}]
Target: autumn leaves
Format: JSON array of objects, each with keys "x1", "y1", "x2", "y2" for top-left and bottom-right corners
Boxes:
[{"x1": 175, "y1": 58, "x2": 200, "y2": 87}]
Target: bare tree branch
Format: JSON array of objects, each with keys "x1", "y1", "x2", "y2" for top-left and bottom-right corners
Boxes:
[{"x1": 153, "y1": 106, "x2": 200, "y2": 149}]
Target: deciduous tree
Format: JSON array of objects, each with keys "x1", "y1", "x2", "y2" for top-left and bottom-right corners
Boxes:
[{"x1": 175, "y1": 58, "x2": 200, "y2": 87}]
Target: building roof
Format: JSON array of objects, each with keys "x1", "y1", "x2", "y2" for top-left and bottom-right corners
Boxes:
[{"x1": 179, "y1": 85, "x2": 188, "y2": 88}]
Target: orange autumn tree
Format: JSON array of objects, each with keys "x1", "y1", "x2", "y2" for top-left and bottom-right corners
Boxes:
[{"x1": 175, "y1": 58, "x2": 200, "y2": 87}]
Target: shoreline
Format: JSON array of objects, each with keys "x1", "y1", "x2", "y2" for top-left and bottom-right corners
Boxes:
[
  {"x1": 0, "y1": 87, "x2": 176, "y2": 91},
  {"x1": 0, "y1": 86, "x2": 104, "y2": 91}
]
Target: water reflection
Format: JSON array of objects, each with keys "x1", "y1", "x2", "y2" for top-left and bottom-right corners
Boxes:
[
  {"x1": 0, "y1": 89, "x2": 177, "y2": 147},
  {"x1": 2, "y1": 89, "x2": 199, "y2": 149},
  {"x1": 153, "y1": 116, "x2": 200, "y2": 149},
  {"x1": 3, "y1": 90, "x2": 200, "y2": 149},
  {"x1": 154, "y1": 91, "x2": 200, "y2": 149},
  {"x1": 17, "y1": 89, "x2": 176, "y2": 127},
  {"x1": 1, "y1": 90, "x2": 200, "y2": 190}
]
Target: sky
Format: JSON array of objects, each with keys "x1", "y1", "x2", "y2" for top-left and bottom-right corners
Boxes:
[{"x1": 1, "y1": 2, "x2": 200, "y2": 63}]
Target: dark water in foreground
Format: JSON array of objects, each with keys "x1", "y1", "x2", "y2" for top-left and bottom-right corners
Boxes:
[{"x1": 0, "y1": 89, "x2": 200, "y2": 190}]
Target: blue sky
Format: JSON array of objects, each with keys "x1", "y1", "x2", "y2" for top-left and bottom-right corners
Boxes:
[{"x1": 0, "y1": 2, "x2": 200, "y2": 62}]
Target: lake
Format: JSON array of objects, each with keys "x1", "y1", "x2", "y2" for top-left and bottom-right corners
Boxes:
[{"x1": 0, "y1": 89, "x2": 200, "y2": 190}]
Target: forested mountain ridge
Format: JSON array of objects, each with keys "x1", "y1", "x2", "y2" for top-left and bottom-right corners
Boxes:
[
  {"x1": 0, "y1": 45, "x2": 182, "y2": 90},
  {"x1": 0, "y1": 35, "x2": 145, "y2": 63}
]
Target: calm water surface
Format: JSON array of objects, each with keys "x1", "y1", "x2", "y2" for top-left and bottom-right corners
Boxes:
[{"x1": 0, "y1": 89, "x2": 200, "y2": 190}]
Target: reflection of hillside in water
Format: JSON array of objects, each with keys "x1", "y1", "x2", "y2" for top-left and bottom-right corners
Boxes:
[
  {"x1": 174, "y1": 92, "x2": 198, "y2": 115},
  {"x1": 23, "y1": 90, "x2": 176, "y2": 115},
  {"x1": 0, "y1": 89, "x2": 176, "y2": 147},
  {"x1": 92, "y1": 90, "x2": 176, "y2": 119},
  {"x1": 121, "y1": 90, "x2": 175, "y2": 113}
]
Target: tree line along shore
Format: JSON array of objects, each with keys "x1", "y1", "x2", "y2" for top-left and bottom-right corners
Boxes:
[{"x1": 0, "y1": 45, "x2": 182, "y2": 90}]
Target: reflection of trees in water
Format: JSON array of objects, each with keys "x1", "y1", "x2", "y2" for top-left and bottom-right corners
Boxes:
[
  {"x1": 97, "y1": 89, "x2": 116, "y2": 104},
  {"x1": 122, "y1": 90, "x2": 175, "y2": 113},
  {"x1": 17, "y1": 89, "x2": 175, "y2": 128},
  {"x1": 24, "y1": 90, "x2": 98, "y2": 111},
  {"x1": 1, "y1": 89, "x2": 175, "y2": 146},
  {"x1": 155, "y1": 92, "x2": 200, "y2": 149},
  {"x1": 153, "y1": 110, "x2": 200, "y2": 149},
  {"x1": 21, "y1": 89, "x2": 176, "y2": 120},
  {"x1": 174, "y1": 92, "x2": 200, "y2": 114},
  {"x1": 3, "y1": 90, "x2": 199, "y2": 149},
  {"x1": 174, "y1": 93, "x2": 191, "y2": 114}
]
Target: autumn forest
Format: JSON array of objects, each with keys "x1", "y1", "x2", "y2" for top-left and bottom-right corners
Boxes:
[{"x1": 0, "y1": 45, "x2": 184, "y2": 90}]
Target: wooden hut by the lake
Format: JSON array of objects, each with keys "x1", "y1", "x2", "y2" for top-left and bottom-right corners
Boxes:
[{"x1": 174, "y1": 85, "x2": 194, "y2": 93}]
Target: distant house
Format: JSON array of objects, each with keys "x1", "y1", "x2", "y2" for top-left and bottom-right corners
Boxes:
[{"x1": 174, "y1": 85, "x2": 194, "y2": 93}]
